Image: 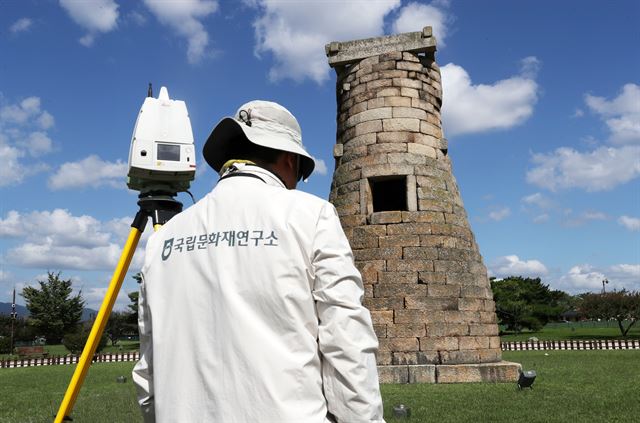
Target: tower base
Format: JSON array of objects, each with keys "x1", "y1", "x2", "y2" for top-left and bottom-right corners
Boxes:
[{"x1": 378, "y1": 361, "x2": 522, "y2": 384}]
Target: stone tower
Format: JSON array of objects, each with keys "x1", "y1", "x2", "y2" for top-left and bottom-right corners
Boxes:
[{"x1": 325, "y1": 28, "x2": 520, "y2": 383}]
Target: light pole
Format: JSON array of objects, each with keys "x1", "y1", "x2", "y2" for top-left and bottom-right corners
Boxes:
[
  {"x1": 10, "y1": 288, "x2": 17, "y2": 355},
  {"x1": 601, "y1": 278, "x2": 609, "y2": 294}
]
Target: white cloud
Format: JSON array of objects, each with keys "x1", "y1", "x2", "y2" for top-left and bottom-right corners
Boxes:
[
  {"x1": 249, "y1": 0, "x2": 400, "y2": 83},
  {"x1": 10, "y1": 18, "x2": 33, "y2": 34},
  {"x1": 533, "y1": 213, "x2": 549, "y2": 224},
  {"x1": 618, "y1": 215, "x2": 640, "y2": 232},
  {"x1": 585, "y1": 83, "x2": 640, "y2": 145},
  {"x1": 527, "y1": 145, "x2": 640, "y2": 192},
  {"x1": 0, "y1": 95, "x2": 55, "y2": 186},
  {"x1": 554, "y1": 263, "x2": 639, "y2": 293},
  {"x1": 59, "y1": 0, "x2": 119, "y2": 46},
  {"x1": 488, "y1": 206, "x2": 510, "y2": 221},
  {"x1": 441, "y1": 57, "x2": 539, "y2": 136},
  {"x1": 562, "y1": 210, "x2": 608, "y2": 227},
  {"x1": 48, "y1": 155, "x2": 128, "y2": 190},
  {"x1": 392, "y1": 2, "x2": 450, "y2": 46},
  {"x1": 488, "y1": 255, "x2": 548, "y2": 279},
  {"x1": 1, "y1": 209, "x2": 149, "y2": 272},
  {"x1": 313, "y1": 157, "x2": 328, "y2": 176},
  {"x1": 522, "y1": 192, "x2": 553, "y2": 210},
  {"x1": 143, "y1": 0, "x2": 218, "y2": 64},
  {"x1": 0, "y1": 270, "x2": 10, "y2": 282}
]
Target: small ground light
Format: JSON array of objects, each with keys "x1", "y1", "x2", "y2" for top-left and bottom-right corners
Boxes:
[
  {"x1": 116, "y1": 376, "x2": 127, "y2": 383},
  {"x1": 393, "y1": 404, "x2": 411, "y2": 419},
  {"x1": 518, "y1": 370, "x2": 536, "y2": 389}
]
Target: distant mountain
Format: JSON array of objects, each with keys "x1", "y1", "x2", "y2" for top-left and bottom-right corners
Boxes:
[
  {"x1": 0, "y1": 303, "x2": 98, "y2": 322},
  {"x1": 0, "y1": 302, "x2": 29, "y2": 316}
]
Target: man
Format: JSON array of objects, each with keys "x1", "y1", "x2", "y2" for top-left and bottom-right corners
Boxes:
[{"x1": 133, "y1": 100, "x2": 385, "y2": 422}]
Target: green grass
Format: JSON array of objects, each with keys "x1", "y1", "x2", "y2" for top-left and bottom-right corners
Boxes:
[
  {"x1": 1, "y1": 350, "x2": 639, "y2": 422},
  {"x1": 500, "y1": 320, "x2": 640, "y2": 341}
]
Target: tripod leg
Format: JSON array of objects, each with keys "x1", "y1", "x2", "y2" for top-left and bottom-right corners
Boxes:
[{"x1": 54, "y1": 226, "x2": 143, "y2": 422}]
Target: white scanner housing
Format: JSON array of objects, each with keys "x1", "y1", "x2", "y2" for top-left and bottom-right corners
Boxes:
[{"x1": 127, "y1": 86, "x2": 196, "y2": 193}]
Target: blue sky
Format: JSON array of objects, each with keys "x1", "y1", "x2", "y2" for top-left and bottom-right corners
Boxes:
[{"x1": 1, "y1": 0, "x2": 638, "y2": 310}]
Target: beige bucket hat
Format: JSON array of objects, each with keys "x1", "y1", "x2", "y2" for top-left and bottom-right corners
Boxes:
[{"x1": 203, "y1": 100, "x2": 315, "y2": 180}]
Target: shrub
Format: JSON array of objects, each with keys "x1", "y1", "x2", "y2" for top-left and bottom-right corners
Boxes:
[
  {"x1": 0, "y1": 336, "x2": 11, "y2": 354},
  {"x1": 62, "y1": 330, "x2": 107, "y2": 355}
]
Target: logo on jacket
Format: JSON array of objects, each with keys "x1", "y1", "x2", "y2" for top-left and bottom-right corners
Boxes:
[
  {"x1": 161, "y1": 238, "x2": 174, "y2": 261},
  {"x1": 160, "y1": 230, "x2": 280, "y2": 261}
]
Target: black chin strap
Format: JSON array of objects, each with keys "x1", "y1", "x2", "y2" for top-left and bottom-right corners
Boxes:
[{"x1": 218, "y1": 172, "x2": 266, "y2": 183}]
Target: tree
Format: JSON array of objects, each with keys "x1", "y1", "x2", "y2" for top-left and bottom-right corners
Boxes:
[
  {"x1": 579, "y1": 290, "x2": 640, "y2": 337},
  {"x1": 105, "y1": 312, "x2": 130, "y2": 346},
  {"x1": 491, "y1": 276, "x2": 572, "y2": 333},
  {"x1": 22, "y1": 272, "x2": 85, "y2": 344}
]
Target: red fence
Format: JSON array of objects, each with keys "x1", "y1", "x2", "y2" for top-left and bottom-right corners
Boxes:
[
  {"x1": 0, "y1": 351, "x2": 140, "y2": 369},
  {"x1": 501, "y1": 339, "x2": 640, "y2": 351}
]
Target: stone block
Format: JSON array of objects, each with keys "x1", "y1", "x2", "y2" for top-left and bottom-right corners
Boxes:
[
  {"x1": 372, "y1": 60, "x2": 397, "y2": 72},
  {"x1": 420, "y1": 336, "x2": 459, "y2": 351},
  {"x1": 392, "y1": 106, "x2": 428, "y2": 120},
  {"x1": 383, "y1": 118, "x2": 420, "y2": 132},
  {"x1": 343, "y1": 132, "x2": 377, "y2": 148},
  {"x1": 379, "y1": 337, "x2": 419, "y2": 352},
  {"x1": 426, "y1": 323, "x2": 469, "y2": 337},
  {"x1": 333, "y1": 143, "x2": 344, "y2": 158},
  {"x1": 333, "y1": 167, "x2": 361, "y2": 186},
  {"x1": 408, "y1": 365, "x2": 437, "y2": 383},
  {"x1": 349, "y1": 100, "x2": 369, "y2": 115},
  {"x1": 354, "y1": 247, "x2": 402, "y2": 261},
  {"x1": 376, "y1": 351, "x2": 392, "y2": 365},
  {"x1": 479, "y1": 312, "x2": 498, "y2": 324},
  {"x1": 439, "y1": 350, "x2": 480, "y2": 365},
  {"x1": 388, "y1": 152, "x2": 427, "y2": 165},
  {"x1": 364, "y1": 298, "x2": 405, "y2": 311},
  {"x1": 407, "y1": 174, "x2": 418, "y2": 212},
  {"x1": 377, "y1": 365, "x2": 409, "y2": 384},
  {"x1": 408, "y1": 143, "x2": 437, "y2": 158},
  {"x1": 370, "y1": 211, "x2": 402, "y2": 224},
  {"x1": 366, "y1": 97, "x2": 386, "y2": 109},
  {"x1": 392, "y1": 77, "x2": 423, "y2": 90},
  {"x1": 345, "y1": 107, "x2": 392, "y2": 128},
  {"x1": 445, "y1": 311, "x2": 481, "y2": 325},
  {"x1": 362, "y1": 163, "x2": 414, "y2": 178},
  {"x1": 461, "y1": 285, "x2": 491, "y2": 298},
  {"x1": 428, "y1": 284, "x2": 461, "y2": 298},
  {"x1": 478, "y1": 348, "x2": 502, "y2": 363},
  {"x1": 383, "y1": 96, "x2": 412, "y2": 107},
  {"x1": 488, "y1": 336, "x2": 501, "y2": 349},
  {"x1": 403, "y1": 246, "x2": 438, "y2": 260},
  {"x1": 444, "y1": 212, "x2": 467, "y2": 227},
  {"x1": 375, "y1": 87, "x2": 401, "y2": 97},
  {"x1": 402, "y1": 211, "x2": 446, "y2": 223},
  {"x1": 366, "y1": 79, "x2": 393, "y2": 91},
  {"x1": 356, "y1": 260, "x2": 384, "y2": 284},
  {"x1": 379, "y1": 235, "x2": 420, "y2": 248},
  {"x1": 418, "y1": 199, "x2": 453, "y2": 213},
  {"x1": 376, "y1": 131, "x2": 412, "y2": 143},
  {"x1": 370, "y1": 310, "x2": 394, "y2": 324},
  {"x1": 354, "y1": 120, "x2": 382, "y2": 136},
  {"x1": 387, "y1": 323, "x2": 426, "y2": 338},
  {"x1": 420, "y1": 121, "x2": 442, "y2": 138},
  {"x1": 419, "y1": 235, "x2": 457, "y2": 248},
  {"x1": 484, "y1": 299, "x2": 496, "y2": 312},
  {"x1": 436, "y1": 362, "x2": 522, "y2": 383},
  {"x1": 387, "y1": 222, "x2": 432, "y2": 235},
  {"x1": 373, "y1": 324, "x2": 387, "y2": 339},
  {"x1": 469, "y1": 324, "x2": 499, "y2": 337},
  {"x1": 434, "y1": 260, "x2": 470, "y2": 273},
  {"x1": 405, "y1": 297, "x2": 458, "y2": 311},
  {"x1": 375, "y1": 283, "x2": 426, "y2": 298},
  {"x1": 395, "y1": 309, "x2": 444, "y2": 324},
  {"x1": 378, "y1": 271, "x2": 418, "y2": 284},
  {"x1": 417, "y1": 272, "x2": 447, "y2": 284},
  {"x1": 386, "y1": 259, "x2": 434, "y2": 272},
  {"x1": 354, "y1": 225, "x2": 387, "y2": 237},
  {"x1": 340, "y1": 214, "x2": 366, "y2": 228},
  {"x1": 458, "y1": 298, "x2": 485, "y2": 311},
  {"x1": 411, "y1": 98, "x2": 436, "y2": 113},
  {"x1": 458, "y1": 336, "x2": 490, "y2": 350},
  {"x1": 364, "y1": 284, "x2": 374, "y2": 298},
  {"x1": 368, "y1": 143, "x2": 407, "y2": 155},
  {"x1": 396, "y1": 61, "x2": 423, "y2": 71},
  {"x1": 400, "y1": 87, "x2": 419, "y2": 98},
  {"x1": 438, "y1": 248, "x2": 472, "y2": 262}
]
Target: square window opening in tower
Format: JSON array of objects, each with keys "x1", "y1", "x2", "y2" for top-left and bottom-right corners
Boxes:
[{"x1": 370, "y1": 176, "x2": 408, "y2": 212}]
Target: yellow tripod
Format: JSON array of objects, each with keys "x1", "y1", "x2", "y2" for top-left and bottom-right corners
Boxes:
[{"x1": 54, "y1": 194, "x2": 182, "y2": 422}]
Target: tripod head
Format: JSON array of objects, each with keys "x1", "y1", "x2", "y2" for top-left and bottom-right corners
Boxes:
[{"x1": 133, "y1": 191, "x2": 184, "y2": 230}]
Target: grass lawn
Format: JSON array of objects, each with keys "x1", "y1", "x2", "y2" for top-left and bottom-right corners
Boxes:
[
  {"x1": 1, "y1": 340, "x2": 140, "y2": 361},
  {"x1": 1, "y1": 350, "x2": 639, "y2": 422},
  {"x1": 500, "y1": 320, "x2": 640, "y2": 342}
]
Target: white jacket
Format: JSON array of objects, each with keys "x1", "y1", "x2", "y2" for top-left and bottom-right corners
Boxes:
[{"x1": 133, "y1": 165, "x2": 384, "y2": 423}]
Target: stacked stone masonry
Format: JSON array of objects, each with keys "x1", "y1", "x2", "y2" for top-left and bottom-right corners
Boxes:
[{"x1": 327, "y1": 33, "x2": 507, "y2": 375}]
